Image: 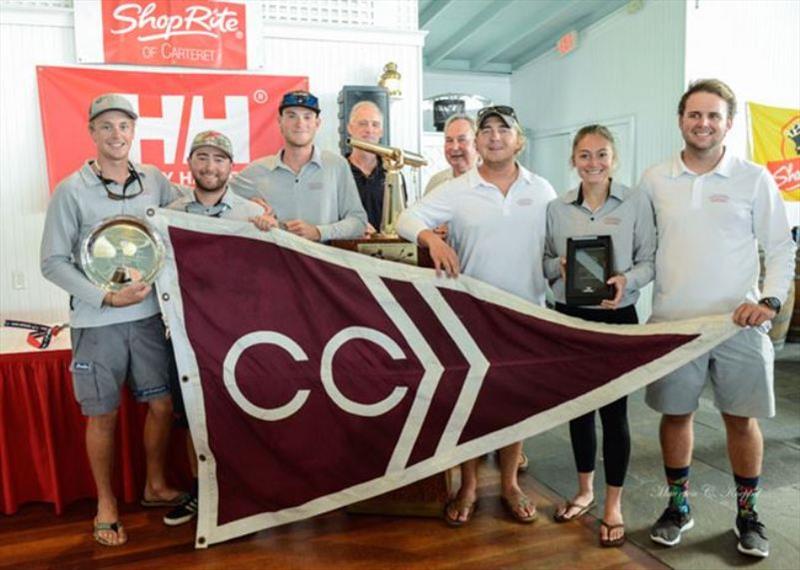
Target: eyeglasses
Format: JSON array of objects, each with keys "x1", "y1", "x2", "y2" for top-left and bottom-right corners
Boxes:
[
  {"x1": 185, "y1": 201, "x2": 232, "y2": 218},
  {"x1": 477, "y1": 105, "x2": 518, "y2": 122},
  {"x1": 281, "y1": 91, "x2": 319, "y2": 110},
  {"x1": 98, "y1": 164, "x2": 144, "y2": 201}
]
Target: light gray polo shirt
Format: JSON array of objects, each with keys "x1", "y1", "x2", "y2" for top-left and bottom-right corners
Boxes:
[
  {"x1": 167, "y1": 186, "x2": 264, "y2": 220},
  {"x1": 229, "y1": 146, "x2": 367, "y2": 241},
  {"x1": 544, "y1": 180, "x2": 656, "y2": 308},
  {"x1": 40, "y1": 161, "x2": 178, "y2": 329}
]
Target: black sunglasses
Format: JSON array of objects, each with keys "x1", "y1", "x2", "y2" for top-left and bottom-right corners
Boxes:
[
  {"x1": 98, "y1": 164, "x2": 144, "y2": 201},
  {"x1": 282, "y1": 91, "x2": 319, "y2": 109},
  {"x1": 477, "y1": 105, "x2": 518, "y2": 122}
]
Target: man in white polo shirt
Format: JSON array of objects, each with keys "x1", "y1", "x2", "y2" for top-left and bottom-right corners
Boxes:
[
  {"x1": 397, "y1": 105, "x2": 556, "y2": 527},
  {"x1": 640, "y1": 79, "x2": 795, "y2": 559},
  {"x1": 424, "y1": 113, "x2": 479, "y2": 195}
]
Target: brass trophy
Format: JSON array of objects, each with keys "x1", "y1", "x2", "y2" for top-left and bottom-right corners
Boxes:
[
  {"x1": 80, "y1": 215, "x2": 165, "y2": 291},
  {"x1": 346, "y1": 137, "x2": 428, "y2": 265}
]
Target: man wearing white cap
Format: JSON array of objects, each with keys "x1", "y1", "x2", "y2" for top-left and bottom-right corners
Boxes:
[{"x1": 41, "y1": 93, "x2": 185, "y2": 546}]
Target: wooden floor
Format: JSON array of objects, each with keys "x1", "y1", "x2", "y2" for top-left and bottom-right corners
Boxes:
[{"x1": 0, "y1": 467, "x2": 668, "y2": 570}]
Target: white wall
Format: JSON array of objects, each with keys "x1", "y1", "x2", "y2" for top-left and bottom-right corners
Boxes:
[
  {"x1": 510, "y1": 0, "x2": 686, "y2": 190},
  {"x1": 0, "y1": 3, "x2": 423, "y2": 326},
  {"x1": 685, "y1": 0, "x2": 800, "y2": 227}
]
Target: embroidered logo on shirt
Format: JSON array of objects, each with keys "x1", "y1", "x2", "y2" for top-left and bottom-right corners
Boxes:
[
  {"x1": 603, "y1": 217, "x2": 621, "y2": 225},
  {"x1": 308, "y1": 182, "x2": 323, "y2": 190},
  {"x1": 73, "y1": 361, "x2": 93, "y2": 373},
  {"x1": 709, "y1": 194, "x2": 730, "y2": 203},
  {"x1": 516, "y1": 198, "x2": 533, "y2": 206}
]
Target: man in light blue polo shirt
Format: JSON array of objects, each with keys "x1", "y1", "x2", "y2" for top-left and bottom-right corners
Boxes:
[
  {"x1": 230, "y1": 90, "x2": 367, "y2": 241},
  {"x1": 40, "y1": 93, "x2": 185, "y2": 547}
]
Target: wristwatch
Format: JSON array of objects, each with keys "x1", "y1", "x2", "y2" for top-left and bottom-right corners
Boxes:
[{"x1": 759, "y1": 297, "x2": 781, "y2": 314}]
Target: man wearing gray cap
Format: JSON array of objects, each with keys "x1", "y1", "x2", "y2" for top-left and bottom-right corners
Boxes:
[
  {"x1": 397, "y1": 105, "x2": 556, "y2": 527},
  {"x1": 230, "y1": 90, "x2": 367, "y2": 241},
  {"x1": 40, "y1": 93, "x2": 184, "y2": 546}
]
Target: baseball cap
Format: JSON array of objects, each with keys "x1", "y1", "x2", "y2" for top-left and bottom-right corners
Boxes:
[
  {"x1": 189, "y1": 130, "x2": 233, "y2": 160},
  {"x1": 477, "y1": 105, "x2": 519, "y2": 129},
  {"x1": 89, "y1": 93, "x2": 138, "y2": 121},
  {"x1": 279, "y1": 90, "x2": 321, "y2": 115}
]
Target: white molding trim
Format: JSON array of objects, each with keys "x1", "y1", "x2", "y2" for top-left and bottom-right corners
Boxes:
[
  {"x1": 263, "y1": 23, "x2": 426, "y2": 47},
  {"x1": 0, "y1": 4, "x2": 73, "y2": 28}
]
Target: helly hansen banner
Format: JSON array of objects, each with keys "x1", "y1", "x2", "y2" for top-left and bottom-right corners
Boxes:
[{"x1": 153, "y1": 210, "x2": 739, "y2": 548}]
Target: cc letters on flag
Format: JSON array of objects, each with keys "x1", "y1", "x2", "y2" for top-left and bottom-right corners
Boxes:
[{"x1": 153, "y1": 210, "x2": 738, "y2": 548}]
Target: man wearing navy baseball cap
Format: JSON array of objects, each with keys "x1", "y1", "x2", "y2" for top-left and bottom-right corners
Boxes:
[{"x1": 231, "y1": 90, "x2": 367, "y2": 241}]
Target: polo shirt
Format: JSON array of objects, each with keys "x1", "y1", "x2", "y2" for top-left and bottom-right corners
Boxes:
[
  {"x1": 230, "y1": 146, "x2": 367, "y2": 241},
  {"x1": 348, "y1": 157, "x2": 386, "y2": 229},
  {"x1": 639, "y1": 150, "x2": 796, "y2": 322},
  {"x1": 40, "y1": 161, "x2": 178, "y2": 328},
  {"x1": 544, "y1": 180, "x2": 656, "y2": 307},
  {"x1": 397, "y1": 164, "x2": 557, "y2": 305},
  {"x1": 424, "y1": 168, "x2": 454, "y2": 195}
]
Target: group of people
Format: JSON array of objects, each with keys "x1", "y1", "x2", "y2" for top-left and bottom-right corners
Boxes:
[{"x1": 40, "y1": 78, "x2": 795, "y2": 560}]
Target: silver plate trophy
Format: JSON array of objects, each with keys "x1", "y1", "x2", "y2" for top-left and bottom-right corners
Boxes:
[{"x1": 80, "y1": 215, "x2": 165, "y2": 292}]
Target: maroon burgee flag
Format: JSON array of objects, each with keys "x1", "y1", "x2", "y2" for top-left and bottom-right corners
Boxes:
[{"x1": 153, "y1": 210, "x2": 738, "y2": 548}]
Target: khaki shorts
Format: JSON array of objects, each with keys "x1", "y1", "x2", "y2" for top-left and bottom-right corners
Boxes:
[
  {"x1": 645, "y1": 327, "x2": 775, "y2": 418},
  {"x1": 70, "y1": 315, "x2": 172, "y2": 416}
]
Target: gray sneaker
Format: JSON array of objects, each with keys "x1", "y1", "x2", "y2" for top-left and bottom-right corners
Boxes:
[
  {"x1": 650, "y1": 507, "x2": 694, "y2": 546},
  {"x1": 735, "y1": 514, "x2": 769, "y2": 558}
]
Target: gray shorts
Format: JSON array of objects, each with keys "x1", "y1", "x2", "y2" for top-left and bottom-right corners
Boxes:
[
  {"x1": 645, "y1": 327, "x2": 775, "y2": 418},
  {"x1": 70, "y1": 315, "x2": 172, "y2": 416}
]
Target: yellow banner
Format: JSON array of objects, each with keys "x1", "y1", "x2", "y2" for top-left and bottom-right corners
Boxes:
[{"x1": 748, "y1": 102, "x2": 800, "y2": 201}]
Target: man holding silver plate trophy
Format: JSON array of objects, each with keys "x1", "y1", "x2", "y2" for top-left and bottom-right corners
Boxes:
[{"x1": 40, "y1": 93, "x2": 187, "y2": 547}]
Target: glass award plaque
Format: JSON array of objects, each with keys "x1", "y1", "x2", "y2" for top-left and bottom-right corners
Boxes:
[
  {"x1": 80, "y1": 215, "x2": 165, "y2": 292},
  {"x1": 565, "y1": 235, "x2": 613, "y2": 306}
]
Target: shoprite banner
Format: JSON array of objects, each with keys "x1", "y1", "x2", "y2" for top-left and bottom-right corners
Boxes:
[
  {"x1": 36, "y1": 66, "x2": 306, "y2": 192},
  {"x1": 73, "y1": 0, "x2": 259, "y2": 69},
  {"x1": 748, "y1": 101, "x2": 800, "y2": 202}
]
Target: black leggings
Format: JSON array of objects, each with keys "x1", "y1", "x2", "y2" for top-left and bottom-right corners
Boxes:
[{"x1": 555, "y1": 303, "x2": 637, "y2": 487}]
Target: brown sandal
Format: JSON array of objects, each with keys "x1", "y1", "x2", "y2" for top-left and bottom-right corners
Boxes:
[
  {"x1": 501, "y1": 495, "x2": 537, "y2": 524},
  {"x1": 599, "y1": 520, "x2": 626, "y2": 547},
  {"x1": 553, "y1": 499, "x2": 596, "y2": 523},
  {"x1": 444, "y1": 497, "x2": 478, "y2": 527}
]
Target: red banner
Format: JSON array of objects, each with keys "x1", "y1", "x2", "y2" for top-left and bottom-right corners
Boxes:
[
  {"x1": 82, "y1": 0, "x2": 250, "y2": 69},
  {"x1": 154, "y1": 212, "x2": 739, "y2": 547},
  {"x1": 36, "y1": 66, "x2": 306, "y2": 191}
]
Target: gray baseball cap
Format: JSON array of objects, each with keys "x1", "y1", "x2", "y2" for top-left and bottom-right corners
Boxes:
[{"x1": 89, "y1": 93, "x2": 138, "y2": 121}]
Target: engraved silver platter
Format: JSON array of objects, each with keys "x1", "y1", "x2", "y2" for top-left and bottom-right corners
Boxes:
[{"x1": 80, "y1": 215, "x2": 165, "y2": 292}]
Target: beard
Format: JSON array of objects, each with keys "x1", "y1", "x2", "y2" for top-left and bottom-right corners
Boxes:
[{"x1": 194, "y1": 175, "x2": 227, "y2": 193}]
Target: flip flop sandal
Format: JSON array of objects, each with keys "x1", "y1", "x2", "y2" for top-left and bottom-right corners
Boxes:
[
  {"x1": 140, "y1": 492, "x2": 190, "y2": 508},
  {"x1": 501, "y1": 495, "x2": 538, "y2": 524},
  {"x1": 553, "y1": 499, "x2": 596, "y2": 523},
  {"x1": 599, "y1": 520, "x2": 626, "y2": 547},
  {"x1": 518, "y1": 452, "x2": 529, "y2": 473},
  {"x1": 93, "y1": 519, "x2": 127, "y2": 547},
  {"x1": 444, "y1": 497, "x2": 479, "y2": 527}
]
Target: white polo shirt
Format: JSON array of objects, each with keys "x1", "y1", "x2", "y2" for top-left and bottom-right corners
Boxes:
[
  {"x1": 397, "y1": 164, "x2": 556, "y2": 305},
  {"x1": 639, "y1": 150, "x2": 796, "y2": 323}
]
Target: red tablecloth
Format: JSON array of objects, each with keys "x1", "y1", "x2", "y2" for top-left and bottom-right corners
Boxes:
[{"x1": 0, "y1": 349, "x2": 190, "y2": 515}]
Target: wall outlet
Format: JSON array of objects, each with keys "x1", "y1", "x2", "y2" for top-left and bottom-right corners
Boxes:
[{"x1": 11, "y1": 272, "x2": 26, "y2": 290}]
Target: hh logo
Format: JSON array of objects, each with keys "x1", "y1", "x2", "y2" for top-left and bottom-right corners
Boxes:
[{"x1": 37, "y1": 66, "x2": 307, "y2": 191}]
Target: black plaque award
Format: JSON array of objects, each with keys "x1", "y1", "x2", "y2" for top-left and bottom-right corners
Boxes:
[{"x1": 565, "y1": 235, "x2": 613, "y2": 306}]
